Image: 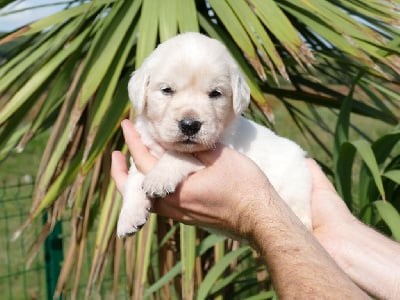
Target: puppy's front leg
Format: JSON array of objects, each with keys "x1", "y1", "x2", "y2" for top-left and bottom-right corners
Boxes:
[
  {"x1": 117, "y1": 166, "x2": 151, "y2": 237},
  {"x1": 143, "y1": 151, "x2": 204, "y2": 198}
]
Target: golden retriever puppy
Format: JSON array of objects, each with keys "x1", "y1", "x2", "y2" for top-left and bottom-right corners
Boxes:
[{"x1": 117, "y1": 32, "x2": 312, "y2": 237}]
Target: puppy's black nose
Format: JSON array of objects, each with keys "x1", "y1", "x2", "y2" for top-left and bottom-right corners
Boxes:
[{"x1": 178, "y1": 118, "x2": 202, "y2": 136}]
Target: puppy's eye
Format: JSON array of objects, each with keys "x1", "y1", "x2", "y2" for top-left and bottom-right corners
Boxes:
[
  {"x1": 161, "y1": 87, "x2": 174, "y2": 96},
  {"x1": 208, "y1": 90, "x2": 222, "y2": 98}
]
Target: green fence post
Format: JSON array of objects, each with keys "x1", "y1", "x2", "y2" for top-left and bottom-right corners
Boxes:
[{"x1": 43, "y1": 219, "x2": 63, "y2": 300}]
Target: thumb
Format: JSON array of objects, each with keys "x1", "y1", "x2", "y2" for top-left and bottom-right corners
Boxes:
[
  {"x1": 111, "y1": 151, "x2": 129, "y2": 193},
  {"x1": 121, "y1": 119, "x2": 157, "y2": 174}
]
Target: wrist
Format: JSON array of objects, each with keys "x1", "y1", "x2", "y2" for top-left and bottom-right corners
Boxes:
[
  {"x1": 245, "y1": 187, "x2": 305, "y2": 256},
  {"x1": 236, "y1": 183, "x2": 280, "y2": 242}
]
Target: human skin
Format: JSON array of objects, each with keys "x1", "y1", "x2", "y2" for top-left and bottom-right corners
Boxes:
[
  {"x1": 308, "y1": 159, "x2": 400, "y2": 299},
  {"x1": 111, "y1": 119, "x2": 399, "y2": 299}
]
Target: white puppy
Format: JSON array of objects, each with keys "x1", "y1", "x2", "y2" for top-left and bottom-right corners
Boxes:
[{"x1": 117, "y1": 32, "x2": 312, "y2": 238}]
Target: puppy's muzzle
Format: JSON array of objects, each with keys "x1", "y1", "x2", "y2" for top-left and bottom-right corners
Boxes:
[{"x1": 178, "y1": 118, "x2": 202, "y2": 136}]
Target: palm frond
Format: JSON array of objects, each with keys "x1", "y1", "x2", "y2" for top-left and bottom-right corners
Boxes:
[{"x1": 0, "y1": 0, "x2": 399, "y2": 298}]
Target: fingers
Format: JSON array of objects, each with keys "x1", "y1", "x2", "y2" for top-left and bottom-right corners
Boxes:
[
  {"x1": 150, "y1": 194, "x2": 202, "y2": 226},
  {"x1": 111, "y1": 119, "x2": 157, "y2": 192},
  {"x1": 151, "y1": 198, "x2": 182, "y2": 219},
  {"x1": 121, "y1": 119, "x2": 157, "y2": 174},
  {"x1": 111, "y1": 151, "x2": 128, "y2": 192}
]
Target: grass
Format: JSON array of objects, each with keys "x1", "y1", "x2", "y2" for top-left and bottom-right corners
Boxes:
[{"x1": 0, "y1": 130, "x2": 50, "y2": 183}]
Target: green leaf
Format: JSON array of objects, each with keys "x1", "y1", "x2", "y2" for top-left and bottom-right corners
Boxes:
[
  {"x1": 177, "y1": 0, "x2": 199, "y2": 33},
  {"x1": 196, "y1": 234, "x2": 227, "y2": 256},
  {"x1": 180, "y1": 224, "x2": 196, "y2": 298},
  {"x1": 196, "y1": 246, "x2": 251, "y2": 300},
  {"x1": 372, "y1": 130, "x2": 400, "y2": 165},
  {"x1": 159, "y1": 0, "x2": 178, "y2": 41},
  {"x1": 244, "y1": 291, "x2": 276, "y2": 300},
  {"x1": 352, "y1": 139, "x2": 386, "y2": 201},
  {"x1": 0, "y1": 26, "x2": 91, "y2": 124},
  {"x1": 333, "y1": 72, "x2": 362, "y2": 158},
  {"x1": 357, "y1": 130, "x2": 400, "y2": 216},
  {"x1": 82, "y1": 75, "x2": 130, "y2": 171},
  {"x1": 93, "y1": 182, "x2": 121, "y2": 252},
  {"x1": 334, "y1": 128, "x2": 395, "y2": 208},
  {"x1": 78, "y1": 0, "x2": 140, "y2": 107},
  {"x1": 252, "y1": 0, "x2": 311, "y2": 66},
  {"x1": 335, "y1": 142, "x2": 356, "y2": 205},
  {"x1": 208, "y1": 0, "x2": 262, "y2": 77},
  {"x1": 333, "y1": 74, "x2": 361, "y2": 202},
  {"x1": 198, "y1": 14, "x2": 267, "y2": 106},
  {"x1": 0, "y1": 123, "x2": 29, "y2": 159},
  {"x1": 143, "y1": 260, "x2": 182, "y2": 297},
  {"x1": 1, "y1": 26, "x2": 64, "y2": 91},
  {"x1": 374, "y1": 201, "x2": 400, "y2": 241},
  {"x1": 210, "y1": 263, "x2": 259, "y2": 295},
  {"x1": 136, "y1": 0, "x2": 159, "y2": 68},
  {"x1": 81, "y1": 19, "x2": 138, "y2": 169},
  {"x1": 283, "y1": 0, "x2": 387, "y2": 70},
  {"x1": 34, "y1": 119, "x2": 74, "y2": 200},
  {"x1": 138, "y1": 215, "x2": 157, "y2": 290},
  {"x1": 383, "y1": 170, "x2": 400, "y2": 184},
  {"x1": 1, "y1": 1, "x2": 399, "y2": 297},
  {"x1": 143, "y1": 233, "x2": 226, "y2": 297},
  {"x1": 33, "y1": 151, "x2": 82, "y2": 219},
  {"x1": 226, "y1": 0, "x2": 287, "y2": 80},
  {"x1": 2, "y1": 0, "x2": 116, "y2": 37}
]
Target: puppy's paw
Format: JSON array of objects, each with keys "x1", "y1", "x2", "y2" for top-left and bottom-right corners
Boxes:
[
  {"x1": 117, "y1": 202, "x2": 151, "y2": 238},
  {"x1": 142, "y1": 171, "x2": 177, "y2": 198}
]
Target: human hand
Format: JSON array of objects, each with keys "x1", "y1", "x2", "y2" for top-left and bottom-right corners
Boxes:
[
  {"x1": 111, "y1": 119, "x2": 276, "y2": 239},
  {"x1": 305, "y1": 159, "x2": 359, "y2": 252}
]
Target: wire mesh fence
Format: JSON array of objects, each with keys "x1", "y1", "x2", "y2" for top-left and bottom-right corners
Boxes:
[
  {"x1": 0, "y1": 179, "x2": 127, "y2": 299},
  {"x1": 0, "y1": 180, "x2": 47, "y2": 299}
]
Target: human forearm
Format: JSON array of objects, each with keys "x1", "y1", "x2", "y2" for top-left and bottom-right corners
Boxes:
[
  {"x1": 318, "y1": 219, "x2": 400, "y2": 300},
  {"x1": 249, "y1": 190, "x2": 368, "y2": 299}
]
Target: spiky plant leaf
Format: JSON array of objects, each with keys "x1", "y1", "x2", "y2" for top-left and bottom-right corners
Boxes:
[{"x1": 0, "y1": 0, "x2": 399, "y2": 298}]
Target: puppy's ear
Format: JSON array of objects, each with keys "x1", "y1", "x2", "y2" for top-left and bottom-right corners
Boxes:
[
  {"x1": 128, "y1": 67, "x2": 149, "y2": 114},
  {"x1": 231, "y1": 68, "x2": 250, "y2": 115}
]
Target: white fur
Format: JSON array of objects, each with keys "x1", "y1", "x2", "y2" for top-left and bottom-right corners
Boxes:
[{"x1": 117, "y1": 33, "x2": 312, "y2": 237}]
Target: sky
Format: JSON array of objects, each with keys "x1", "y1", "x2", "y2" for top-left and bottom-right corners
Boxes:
[{"x1": 0, "y1": 0, "x2": 67, "y2": 31}]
